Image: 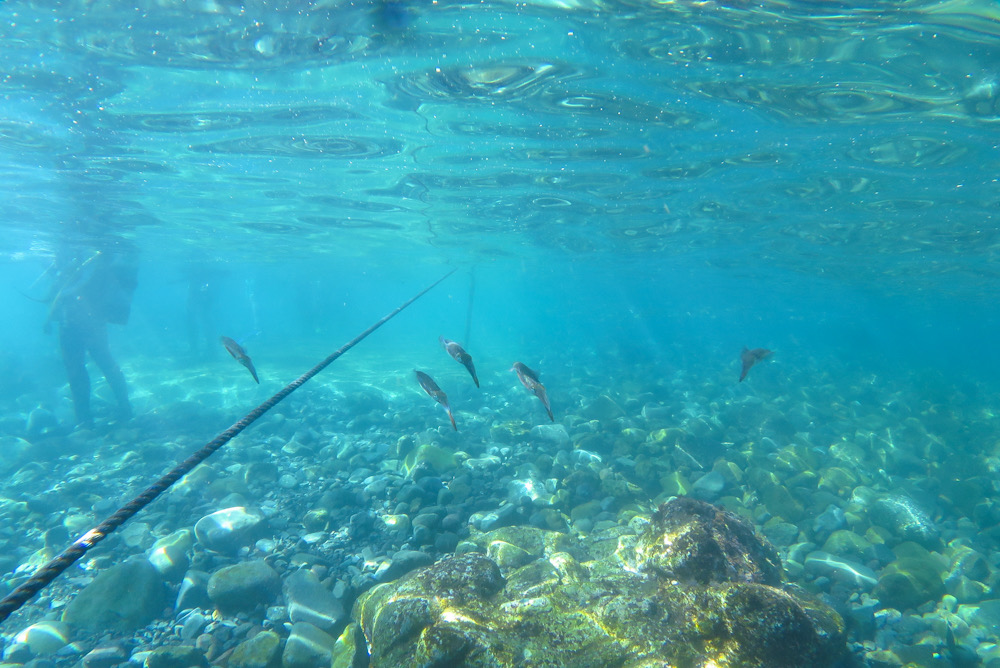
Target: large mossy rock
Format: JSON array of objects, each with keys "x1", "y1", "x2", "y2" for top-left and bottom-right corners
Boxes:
[
  {"x1": 62, "y1": 557, "x2": 167, "y2": 633},
  {"x1": 630, "y1": 495, "x2": 782, "y2": 586},
  {"x1": 353, "y1": 496, "x2": 846, "y2": 668}
]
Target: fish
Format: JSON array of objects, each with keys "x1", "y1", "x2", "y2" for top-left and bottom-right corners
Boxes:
[
  {"x1": 439, "y1": 336, "x2": 479, "y2": 388},
  {"x1": 415, "y1": 370, "x2": 457, "y2": 430},
  {"x1": 221, "y1": 336, "x2": 259, "y2": 384},
  {"x1": 739, "y1": 347, "x2": 772, "y2": 382},
  {"x1": 511, "y1": 361, "x2": 554, "y2": 422}
]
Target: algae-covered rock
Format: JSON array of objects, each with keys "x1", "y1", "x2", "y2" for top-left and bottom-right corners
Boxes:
[
  {"x1": 403, "y1": 444, "x2": 458, "y2": 475},
  {"x1": 722, "y1": 583, "x2": 845, "y2": 667},
  {"x1": 874, "y1": 547, "x2": 946, "y2": 611},
  {"x1": 144, "y1": 645, "x2": 208, "y2": 668},
  {"x1": 62, "y1": 557, "x2": 167, "y2": 633},
  {"x1": 762, "y1": 483, "x2": 806, "y2": 522},
  {"x1": 330, "y1": 623, "x2": 363, "y2": 668},
  {"x1": 352, "y1": 497, "x2": 846, "y2": 668},
  {"x1": 228, "y1": 630, "x2": 281, "y2": 668},
  {"x1": 486, "y1": 540, "x2": 534, "y2": 572},
  {"x1": 207, "y1": 560, "x2": 280, "y2": 613},
  {"x1": 821, "y1": 529, "x2": 873, "y2": 563},
  {"x1": 631, "y1": 496, "x2": 782, "y2": 586}
]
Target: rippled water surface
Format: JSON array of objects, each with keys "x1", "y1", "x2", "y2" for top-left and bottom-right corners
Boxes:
[{"x1": 3, "y1": 0, "x2": 999, "y2": 285}]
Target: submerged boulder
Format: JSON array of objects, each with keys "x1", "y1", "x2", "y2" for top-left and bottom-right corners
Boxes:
[
  {"x1": 352, "y1": 496, "x2": 846, "y2": 668},
  {"x1": 630, "y1": 495, "x2": 783, "y2": 586},
  {"x1": 62, "y1": 557, "x2": 167, "y2": 633},
  {"x1": 207, "y1": 560, "x2": 280, "y2": 613}
]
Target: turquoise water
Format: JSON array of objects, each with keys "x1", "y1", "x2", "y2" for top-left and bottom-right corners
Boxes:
[{"x1": 2, "y1": 0, "x2": 1000, "y2": 665}]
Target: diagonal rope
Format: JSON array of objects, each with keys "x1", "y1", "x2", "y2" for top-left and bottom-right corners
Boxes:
[{"x1": 0, "y1": 268, "x2": 456, "y2": 625}]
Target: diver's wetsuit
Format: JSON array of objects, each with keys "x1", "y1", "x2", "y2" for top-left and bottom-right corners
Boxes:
[{"x1": 52, "y1": 251, "x2": 137, "y2": 426}]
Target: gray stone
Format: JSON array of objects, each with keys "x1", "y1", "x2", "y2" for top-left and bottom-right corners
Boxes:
[
  {"x1": 376, "y1": 550, "x2": 434, "y2": 583},
  {"x1": 868, "y1": 495, "x2": 939, "y2": 549},
  {"x1": 813, "y1": 504, "x2": 847, "y2": 537},
  {"x1": 145, "y1": 645, "x2": 208, "y2": 668},
  {"x1": 803, "y1": 551, "x2": 878, "y2": 590},
  {"x1": 12, "y1": 620, "x2": 69, "y2": 656},
  {"x1": 691, "y1": 471, "x2": 726, "y2": 501},
  {"x1": 147, "y1": 529, "x2": 193, "y2": 581},
  {"x1": 175, "y1": 570, "x2": 211, "y2": 611},
  {"x1": 0, "y1": 436, "x2": 35, "y2": 474},
  {"x1": 208, "y1": 560, "x2": 280, "y2": 613},
  {"x1": 958, "y1": 598, "x2": 1000, "y2": 629},
  {"x1": 82, "y1": 644, "x2": 127, "y2": 668},
  {"x1": 530, "y1": 424, "x2": 569, "y2": 447},
  {"x1": 178, "y1": 610, "x2": 208, "y2": 642},
  {"x1": 761, "y1": 521, "x2": 799, "y2": 547},
  {"x1": 61, "y1": 558, "x2": 167, "y2": 633},
  {"x1": 284, "y1": 569, "x2": 345, "y2": 633},
  {"x1": 282, "y1": 622, "x2": 337, "y2": 668},
  {"x1": 194, "y1": 507, "x2": 267, "y2": 554},
  {"x1": 3, "y1": 642, "x2": 32, "y2": 663}
]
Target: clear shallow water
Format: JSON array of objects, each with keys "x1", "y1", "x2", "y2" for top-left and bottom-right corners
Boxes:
[{"x1": 1, "y1": 0, "x2": 1000, "y2": 664}]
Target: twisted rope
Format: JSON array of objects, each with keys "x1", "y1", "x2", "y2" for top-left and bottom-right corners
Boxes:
[{"x1": 0, "y1": 268, "x2": 455, "y2": 624}]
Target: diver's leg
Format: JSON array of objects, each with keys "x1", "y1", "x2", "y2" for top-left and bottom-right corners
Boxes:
[
  {"x1": 86, "y1": 325, "x2": 133, "y2": 420},
  {"x1": 59, "y1": 324, "x2": 92, "y2": 426}
]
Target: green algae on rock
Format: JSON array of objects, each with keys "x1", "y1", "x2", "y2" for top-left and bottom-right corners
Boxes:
[
  {"x1": 144, "y1": 645, "x2": 209, "y2": 668},
  {"x1": 227, "y1": 630, "x2": 281, "y2": 668},
  {"x1": 629, "y1": 495, "x2": 782, "y2": 586},
  {"x1": 353, "y1": 497, "x2": 846, "y2": 667}
]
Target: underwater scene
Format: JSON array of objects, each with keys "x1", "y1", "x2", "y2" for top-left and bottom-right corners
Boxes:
[{"x1": 2, "y1": 0, "x2": 1000, "y2": 666}]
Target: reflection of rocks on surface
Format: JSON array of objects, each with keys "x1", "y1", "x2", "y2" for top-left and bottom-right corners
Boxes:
[{"x1": 352, "y1": 497, "x2": 846, "y2": 667}]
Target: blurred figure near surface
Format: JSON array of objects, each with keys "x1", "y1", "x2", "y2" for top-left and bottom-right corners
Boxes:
[{"x1": 46, "y1": 243, "x2": 139, "y2": 427}]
